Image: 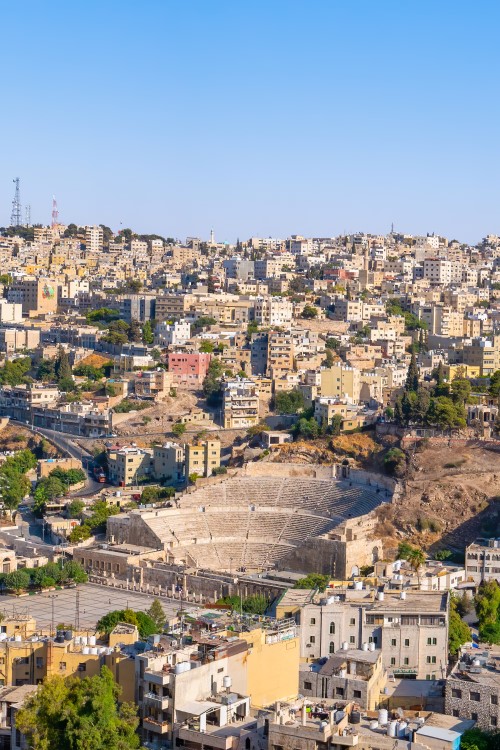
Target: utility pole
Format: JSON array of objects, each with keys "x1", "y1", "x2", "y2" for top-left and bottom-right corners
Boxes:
[{"x1": 75, "y1": 589, "x2": 80, "y2": 633}]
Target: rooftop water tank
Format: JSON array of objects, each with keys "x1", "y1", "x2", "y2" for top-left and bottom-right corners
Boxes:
[
  {"x1": 175, "y1": 661, "x2": 191, "y2": 674},
  {"x1": 369, "y1": 642, "x2": 375, "y2": 651},
  {"x1": 388, "y1": 721, "x2": 398, "y2": 738},
  {"x1": 90, "y1": 647, "x2": 98, "y2": 655},
  {"x1": 342, "y1": 641, "x2": 348, "y2": 650},
  {"x1": 362, "y1": 643, "x2": 369, "y2": 651},
  {"x1": 223, "y1": 676, "x2": 232, "y2": 689},
  {"x1": 378, "y1": 709, "x2": 388, "y2": 726},
  {"x1": 354, "y1": 581, "x2": 363, "y2": 591},
  {"x1": 81, "y1": 636, "x2": 88, "y2": 646},
  {"x1": 326, "y1": 596, "x2": 336, "y2": 605},
  {"x1": 83, "y1": 647, "x2": 90, "y2": 655},
  {"x1": 351, "y1": 711, "x2": 361, "y2": 725},
  {"x1": 400, "y1": 591, "x2": 407, "y2": 600},
  {"x1": 377, "y1": 592, "x2": 384, "y2": 601},
  {"x1": 14, "y1": 635, "x2": 22, "y2": 642},
  {"x1": 370, "y1": 721, "x2": 379, "y2": 730},
  {"x1": 89, "y1": 636, "x2": 97, "y2": 646}
]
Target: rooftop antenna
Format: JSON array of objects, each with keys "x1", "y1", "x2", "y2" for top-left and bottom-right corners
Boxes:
[
  {"x1": 25, "y1": 205, "x2": 31, "y2": 227},
  {"x1": 10, "y1": 178, "x2": 22, "y2": 227},
  {"x1": 51, "y1": 196, "x2": 59, "y2": 228}
]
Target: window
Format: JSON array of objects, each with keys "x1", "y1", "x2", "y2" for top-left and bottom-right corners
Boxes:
[
  {"x1": 218, "y1": 667, "x2": 224, "y2": 673},
  {"x1": 491, "y1": 717, "x2": 498, "y2": 728},
  {"x1": 472, "y1": 713, "x2": 478, "y2": 722},
  {"x1": 349, "y1": 636, "x2": 355, "y2": 644},
  {"x1": 304, "y1": 682, "x2": 312, "y2": 691},
  {"x1": 310, "y1": 618, "x2": 316, "y2": 625},
  {"x1": 452, "y1": 689, "x2": 462, "y2": 699},
  {"x1": 35, "y1": 657, "x2": 44, "y2": 669},
  {"x1": 310, "y1": 636, "x2": 315, "y2": 644},
  {"x1": 78, "y1": 663, "x2": 87, "y2": 672},
  {"x1": 350, "y1": 618, "x2": 355, "y2": 626},
  {"x1": 404, "y1": 639, "x2": 410, "y2": 647},
  {"x1": 336, "y1": 688, "x2": 344, "y2": 697},
  {"x1": 426, "y1": 656, "x2": 436, "y2": 664},
  {"x1": 329, "y1": 642, "x2": 335, "y2": 654},
  {"x1": 470, "y1": 692, "x2": 481, "y2": 702},
  {"x1": 391, "y1": 639, "x2": 396, "y2": 647},
  {"x1": 404, "y1": 658, "x2": 409, "y2": 666},
  {"x1": 329, "y1": 623, "x2": 335, "y2": 634},
  {"x1": 491, "y1": 695, "x2": 498, "y2": 705},
  {"x1": 353, "y1": 690, "x2": 361, "y2": 699},
  {"x1": 390, "y1": 658, "x2": 396, "y2": 666},
  {"x1": 452, "y1": 710, "x2": 459, "y2": 718},
  {"x1": 427, "y1": 637, "x2": 437, "y2": 646}
]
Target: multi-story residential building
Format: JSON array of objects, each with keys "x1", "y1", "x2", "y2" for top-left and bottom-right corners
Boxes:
[
  {"x1": 85, "y1": 225, "x2": 104, "y2": 252},
  {"x1": 0, "y1": 327, "x2": 40, "y2": 354},
  {"x1": 462, "y1": 336, "x2": 500, "y2": 376},
  {"x1": 423, "y1": 259, "x2": 452, "y2": 285},
  {"x1": 222, "y1": 257, "x2": 255, "y2": 280},
  {"x1": 222, "y1": 379, "x2": 259, "y2": 429},
  {"x1": 119, "y1": 294, "x2": 156, "y2": 322},
  {"x1": 153, "y1": 442, "x2": 186, "y2": 484},
  {"x1": 321, "y1": 364, "x2": 361, "y2": 403},
  {"x1": 267, "y1": 332, "x2": 294, "y2": 378},
  {"x1": 134, "y1": 369, "x2": 172, "y2": 400},
  {"x1": 314, "y1": 398, "x2": 349, "y2": 426},
  {"x1": 465, "y1": 538, "x2": 500, "y2": 587},
  {"x1": 154, "y1": 319, "x2": 191, "y2": 347},
  {"x1": 445, "y1": 648, "x2": 500, "y2": 730},
  {"x1": 297, "y1": 590, "x2": 449, "y2": 680},
  {"x1": 7, "y1": 277, "x2": 58, "y2": 316},
  {"x1": 254, "y1": 296, "x2": 293, "y2": 327},
  {"x1": 155, "y1": 294, "x2": 190, "y2": 321},
  {"x1": 185, "y1": 439, "x2": 221, "y2": 478},
  {"x1": 167, "y1": 352, "x2": 212, "y2": 386},
  {"x1": 107, "y1": 446, "x2": 153, "y2": 486},
  {"x1": 0, "y1": 300, "x2": 22, "y2": 323}
]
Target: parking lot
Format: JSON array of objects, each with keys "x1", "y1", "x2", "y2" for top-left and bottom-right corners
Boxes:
[{"x1": 0, "y1": 583, "x2": 184, "y2": 633}]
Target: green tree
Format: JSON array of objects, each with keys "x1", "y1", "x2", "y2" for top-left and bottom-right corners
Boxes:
[
  {"x1": 451, "y1": 378, "x2": 472, "y2": 405},
  {"x1": 490, "y1": 370, "x2": 500, "y2": 398},
  {"x1": 199, "y1": 340, "x2": 214, "y2": 353},
  {"x1": 68, "y1": 525, "x2": 91, "y2": 543},
  {"x1": 202, "y1": 359, "x2": 224, "y2": 406},
  {"x1": 426, "y1": 396, "x2": 466, "y2": 430},
  {"x1": 172, "y1": 422, "x2": 186, "y2": 438},
  {"x1": 60, "y1": 560, "x2": 88, "y2": 584},
  {"x1": 16, "y1": 666, "x2": 141, "y2": 750},
  {"x1": 294, "y1": 573, "x2": 329, "y2": 591},
  {"x1": 475, "y1": 580, "x2": 500, "y2": 627},
  {"x1": 5, "y1": 569, "x2": 30, "y2": 592},
  {"x1": 274, "y1": 389, "x2": 305, "y2": 414},
  {"x1": 37, "y1": 358, "x2": 56, "y2": 381},
  {"x1": 406, "y1": 546, "x2": 426, "y2": 586},
  {"x1": 142, "y1": 320, "x2": 154, "y2": 345},
  {"x1": 147, "y1": 598, "x2": 166, "y2": 631},
  {"x1": 449, "y1": 596, "x2": 472, "y2": 655},
  {"x1": 383, "y1": 448, "x2": 406, "y2": 476},
  {"x1": 405, "y1": 351, "x2": 419, "y2": 392},
  {"x1": 301, "y1": 304, "x2": 318, "y2": 319},
  {"x1": 55, "y1": 346, "x2": 73, "y2": 383},
  {"x1": 330, "y1": 413, "x2": 343, "y2": 436}
]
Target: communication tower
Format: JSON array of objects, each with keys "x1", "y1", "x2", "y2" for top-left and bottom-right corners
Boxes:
[
  {"x1": 10, "y1": 178, "x2": 22, "y2": 227},
  {"x1": 51, "y1": 196, "x2": 59, "y2": 228}
]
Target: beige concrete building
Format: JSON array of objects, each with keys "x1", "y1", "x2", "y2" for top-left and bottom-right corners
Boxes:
[
  {"x1": 107, "y1": 446, "x2": 153, "y2": 486},
  {"x1": 153, "y1": 442, "x2": 185, "y2": 484},
  {"x1": 186, "y1": 439, "x2": 221, "y2": 478},
  {"x1": 222, "y1": 379, "x2": 259, "y2": 429},
  {"x1": 321, "y1": 364, "x2": 361, "y2": 403},
  {"x1": 7, "y1": 277, "x2": 58, "y2": 316}
]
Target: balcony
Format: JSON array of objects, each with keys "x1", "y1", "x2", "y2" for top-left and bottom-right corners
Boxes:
[
  {"x1": 144, "y1": 669, "x2": 170, "y2": 686},
  {"x1": 177, "y1": 727, "x2": 236, "y2": 750},
  {"x1": 144, "y1": 692, "x2": 170, "y2": 710},
  {"x1": 143, "y1": 717, "x2": 169, "y2": 735}
]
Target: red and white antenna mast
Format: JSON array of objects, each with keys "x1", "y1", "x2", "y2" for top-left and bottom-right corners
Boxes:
[{"x1": 51, "y1": 196, "x2": 59, "y2": 228}]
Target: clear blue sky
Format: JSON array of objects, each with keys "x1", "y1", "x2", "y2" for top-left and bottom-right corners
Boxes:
[{"x1": 1, "y1": 0, "x2": 499, "y2": 243}]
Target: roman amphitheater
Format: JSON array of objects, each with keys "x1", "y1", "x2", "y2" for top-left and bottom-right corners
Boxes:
[{"x1": 108, "y1": 464, "x2": 394, "y2": 579}]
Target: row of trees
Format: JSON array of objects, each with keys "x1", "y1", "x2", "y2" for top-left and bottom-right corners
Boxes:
[
  {"x1": 97, "y1": 599, "x2": 166, "y2": 638},
  {"x1": 2, "y1": 560, "x2": 87, "y2": 592}
]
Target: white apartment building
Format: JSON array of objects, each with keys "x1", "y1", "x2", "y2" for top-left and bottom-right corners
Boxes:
[
  {"x1": 154, "y1": 319, "x2": 191, "y2": 347},
  {"x1": 0, "y1": 300, "x2": 23, "y2": 324},
  {"x1": 423, "y1": 259, "x2": 452, "y2": 285},
  {"x1": 253, "y1": 296, "x2": 293, "y2": 327},
  {"x1": 85, "y1": 225, "x2": 104, "y2": 252},
  {"x1": 298, "y1": 590, "x2": 449, "y2": 680},
  {"x1": 222, "y1": 379, "x2": 259, "y2": 429}
]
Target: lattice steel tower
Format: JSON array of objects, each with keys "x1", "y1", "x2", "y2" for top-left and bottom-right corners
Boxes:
[{"x1": 10, "y1": 178, "x2": 21, "y2": 227}]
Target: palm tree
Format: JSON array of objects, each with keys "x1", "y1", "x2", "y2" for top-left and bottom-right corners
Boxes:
[{"x1": 407, "y1": 547, "x2": 426, "y2": 588}]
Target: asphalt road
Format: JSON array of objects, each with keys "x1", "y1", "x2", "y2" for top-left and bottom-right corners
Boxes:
[{"x1": 33, "y1": 428, "x2": 107, "y2": 496}]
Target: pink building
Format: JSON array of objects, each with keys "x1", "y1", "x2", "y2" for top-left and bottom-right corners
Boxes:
[{"x1": 167, "y1": 352, "x2": 212, "y2": 386}]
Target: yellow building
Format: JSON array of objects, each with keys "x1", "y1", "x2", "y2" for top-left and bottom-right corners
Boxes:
[
  {"x1": 234, "y1": 625, "x2": 300, "y2": 708},
  {"x1": 321, "y1": 364, "x2": 361, "y2": 402},
  {"x1": 185, "y1": 439, "x2": 221, "y2": 478}
]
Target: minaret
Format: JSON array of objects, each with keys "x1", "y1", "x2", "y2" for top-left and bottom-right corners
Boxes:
[{"x1": 210, "y1": 228, "x2": 215, "y2": 246}]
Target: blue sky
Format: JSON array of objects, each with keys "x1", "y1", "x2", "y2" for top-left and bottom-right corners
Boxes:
[{"x1": 0, "y1": 0, "x2": 498, "y2": 243}]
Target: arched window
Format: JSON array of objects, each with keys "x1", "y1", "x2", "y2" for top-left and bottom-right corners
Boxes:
[
  {"x1": 329, "y1": 641, "x2": 335, "y2": 653},
  {"x1": 329, "y1": 622, "x2": 335, "y2": 634}
]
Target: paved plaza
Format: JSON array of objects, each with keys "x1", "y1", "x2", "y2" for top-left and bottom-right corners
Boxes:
[{"x1": 0, "y1": 583, "x2": 184, "y2": 633}]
